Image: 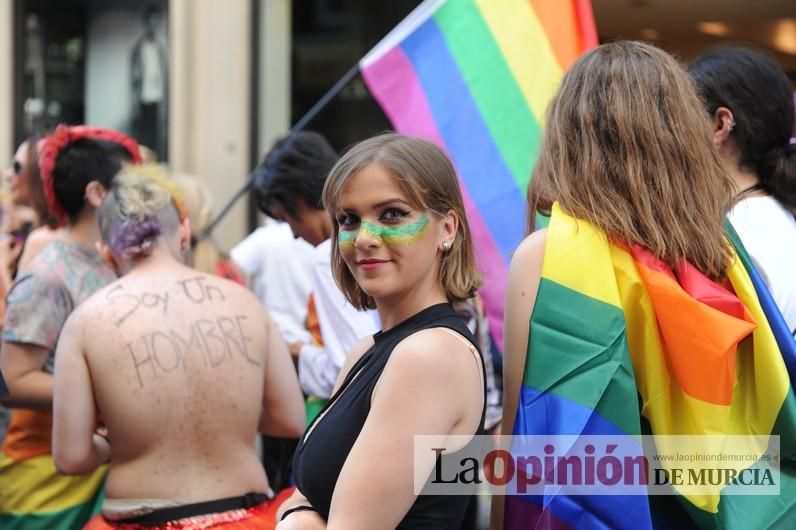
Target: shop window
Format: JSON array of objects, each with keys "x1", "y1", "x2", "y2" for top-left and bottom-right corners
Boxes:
[{"x1": 14, "y1": 0, "x2": 169, "y2": 160}]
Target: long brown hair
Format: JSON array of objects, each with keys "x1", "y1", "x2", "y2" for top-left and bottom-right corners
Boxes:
[
  {"x1": 529, "y1": 41, "x2": 735, "y2": 280},
  {"x1": 323, "y1": 133, "x2": 482, "y2": 310}
]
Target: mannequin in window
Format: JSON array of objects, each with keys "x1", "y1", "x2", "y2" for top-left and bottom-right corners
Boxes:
[{"x1": 130, "y1": 5, "x2": 167, "y2": 158}]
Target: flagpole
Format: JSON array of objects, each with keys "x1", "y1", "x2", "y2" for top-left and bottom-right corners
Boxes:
[{"x1": 195, "y1": 63, "x2": 361, "y2": 243}]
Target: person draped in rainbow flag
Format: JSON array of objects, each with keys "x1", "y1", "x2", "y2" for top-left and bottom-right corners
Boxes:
[
  {"x1": 0, "y1": 126, "x2": 141, "y2": 529},
  {"x1": 496, "y1": 41, "x2": 796, "y2": 530}
]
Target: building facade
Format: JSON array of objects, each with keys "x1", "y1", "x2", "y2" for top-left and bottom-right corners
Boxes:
[{"x1": 1, "y1": 0, "x2": 794, "y2": 248}]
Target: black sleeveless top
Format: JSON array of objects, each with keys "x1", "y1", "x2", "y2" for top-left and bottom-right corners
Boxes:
[{"x1": 293, "y1": 303, "x2": 486, "y2": 529}]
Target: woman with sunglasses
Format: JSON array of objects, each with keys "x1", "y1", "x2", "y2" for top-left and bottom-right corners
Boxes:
[
  {"x1": 1, "y1": 135, "x2": 62, "y2": 282},
  {"x1": 0, "y1": 136, "x2": 61, "y2": 443}
]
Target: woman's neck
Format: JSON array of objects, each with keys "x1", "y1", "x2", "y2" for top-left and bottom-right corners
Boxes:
[
  {"x1": 728, "y1": 160, "x2": 762, "y2": 197},
  {"x1": 376, "y1": 282, "x2": 448, "y2": 331}
]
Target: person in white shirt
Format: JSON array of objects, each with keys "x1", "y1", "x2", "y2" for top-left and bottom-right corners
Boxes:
[
  {"x1": 253, "y1": 132, "x2": 379, "y2": 399},
  {"x1": 231, "y1": 222, "x2": 315, "y2": 344},
  {"x1": 690, "y1": 48, "x2": 796, "y2": 335}
]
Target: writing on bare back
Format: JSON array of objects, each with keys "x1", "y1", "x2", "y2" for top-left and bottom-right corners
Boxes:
[
  {"x1": 107, "y1": 278, "x2": 228, "y2": 327},
  {"x1": 177, "y1": 277, "x2": 226, "y2": 304},
  {"x1": 107, "y1": 284, "x2": 169, "y2": 327},
  {"x1": 126, "y1": 314, "x2": 260, "y2": 388}
]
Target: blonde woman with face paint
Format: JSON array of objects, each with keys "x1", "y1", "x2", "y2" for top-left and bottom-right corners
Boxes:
[{"x1": 277, "y1": 133, "x2": 486, "y2": 530}]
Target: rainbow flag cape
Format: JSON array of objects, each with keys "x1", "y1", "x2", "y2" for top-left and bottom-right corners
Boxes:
[
  {"x1": 507, "y1": 204, "x2": 796, "y2": 529},
  {"x1": 0, "y1": 409, "x2": 106, "y2": 529},
  {"x1": 360, "y1": 0, "x2": 597, "y2": 349}
]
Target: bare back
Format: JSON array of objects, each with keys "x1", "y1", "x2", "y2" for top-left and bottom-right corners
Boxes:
[{"x1": 80, "y1": 263, "x2": 276, "y2": 500}]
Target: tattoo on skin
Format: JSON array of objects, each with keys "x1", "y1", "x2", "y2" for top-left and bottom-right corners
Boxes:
[
  {"x1": 126, "y1": 314, "x2": 259, "y2": 388},
  {"x1": 338, "y1": 212, "x2": 430, "y2": 251}
]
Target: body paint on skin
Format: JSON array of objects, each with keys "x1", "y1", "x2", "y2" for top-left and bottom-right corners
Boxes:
[{"x1": 338, "y1": 213, "x2": 430, "y2": 250}]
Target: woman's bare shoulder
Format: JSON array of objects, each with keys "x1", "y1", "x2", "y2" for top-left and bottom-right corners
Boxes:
[{"x1": 512, "y1": 228, "x2": 547, "y2": 269}]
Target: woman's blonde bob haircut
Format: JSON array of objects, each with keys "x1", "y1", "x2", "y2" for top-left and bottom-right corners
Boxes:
[
  {"x1": 529, "y1": 41, "x2": 735, "y2": 280},
  {"x1": 322, "y1": 133, "x2": 482, "y2": 310}
]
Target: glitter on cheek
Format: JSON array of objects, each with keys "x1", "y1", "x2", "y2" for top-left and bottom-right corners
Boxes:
[
  {"x1": 337, "y1": 213, "x2": 431, "y2": 249},
  {"x1": 338, "y1": 229, "x2": 357, "y2": 251},
  {"x1": 379, "y1": 213, "x2": 430, "y2": 245}
]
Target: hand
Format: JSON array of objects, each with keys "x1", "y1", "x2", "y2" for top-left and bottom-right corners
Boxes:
[
  {"x1": 276, "y1": 509, "x2": 326, "y2": 530},
  {"x1": 288, "y1": 341, "x2": 305, "y2": 359}
]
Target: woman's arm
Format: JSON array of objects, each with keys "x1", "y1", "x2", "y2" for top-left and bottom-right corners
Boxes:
[
  {"x1": 1, "y1": 341, "x2": 52, "y2": 408},
  {"x1": 275, "y1": 489, "x2": 326, "y2": 529},
  {"x1": 491, "y1": 229, "x2": 546, "y2": 529},
  {"x1": 324, "y1": 329, "x2": 483, "y2": 530}
]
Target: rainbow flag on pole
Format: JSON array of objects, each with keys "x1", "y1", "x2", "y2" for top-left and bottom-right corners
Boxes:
[
  {"x1": 507, "y1": 204, "x2": 796, "y2": 529},
  {"x1": 360, "y1": 0, "x2": 598, "y2": 348}
]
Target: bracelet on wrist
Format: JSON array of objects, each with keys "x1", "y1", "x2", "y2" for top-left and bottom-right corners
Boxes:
[{"x1": 280, "y1": 505, "x2": 318, "y2": 521}]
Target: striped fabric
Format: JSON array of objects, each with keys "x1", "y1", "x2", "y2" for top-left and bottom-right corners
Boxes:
[
  {"x1": 360, "y1": 0, "x2": 597, "y2": 349},
  {"x1": 0, "y1": 409, "x2": 106, "y2": 529},
  {"x1": 508, "y1": 204, "x2": 796, "y2": 529}
]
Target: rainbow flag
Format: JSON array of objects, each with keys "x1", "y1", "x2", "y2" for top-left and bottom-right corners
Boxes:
[
  {"x1": 0, "y1": 409, "x2": 106, "y2": 529},
  {"x1": 360, "y1": 0, "x2": 597, "y2": 349},
  {"x1": 507, "y1": 204, "x2": 796, "y2": 529}
]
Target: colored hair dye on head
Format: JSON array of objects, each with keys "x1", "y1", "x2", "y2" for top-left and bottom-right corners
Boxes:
[
  {"x1": 109, "y1": 219, "x2": 163, "y2": 260},
  {"x1": 132, "y1": 164, "x2": 189, "y2": 222},
  {"x1": 338, "y1": 213, "x2": 430, "y2": 250},
  {"x1": 98, "y1": 170, "x2": 181, "y2": 262}
]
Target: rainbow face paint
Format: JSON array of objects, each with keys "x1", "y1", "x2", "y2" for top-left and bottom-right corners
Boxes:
[{"x1": 338, "y1": 212, "x2": 430, "y2": 250}]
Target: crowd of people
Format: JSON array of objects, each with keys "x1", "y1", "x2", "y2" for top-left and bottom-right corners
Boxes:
[{"x1": 0, "y1": 40, "x2": 794, "y2": 530}]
